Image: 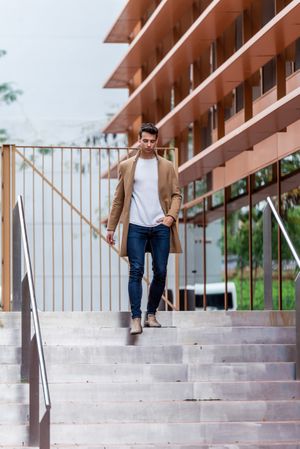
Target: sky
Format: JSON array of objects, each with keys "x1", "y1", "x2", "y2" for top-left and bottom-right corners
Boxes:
[{"x1": 0, "y1": 0, "x2": 128, "y2": 145}]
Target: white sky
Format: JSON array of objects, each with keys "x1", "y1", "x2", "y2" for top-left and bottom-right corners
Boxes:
[{"x1": 0, "y1": 0, "x2": 128, "y2": 145}]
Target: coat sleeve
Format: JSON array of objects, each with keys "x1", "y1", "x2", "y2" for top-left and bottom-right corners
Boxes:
[
  {"x1": 107, "y1": 164, "x2": 125, "y2": 231},
  {"x1": 166, "y1": 164, "x2": 182, "y2": 221}
]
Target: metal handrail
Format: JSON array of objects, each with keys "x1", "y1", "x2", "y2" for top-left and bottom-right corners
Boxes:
[
  {"x1": 266, "y1": 196, "x2": 300, "y2": 380},
  {"x1": 267, "y1": 196, "x2": 300, "y2": 269},
  {"x1": 17, "y1": 195, "x2": 51, "y2": 408}
]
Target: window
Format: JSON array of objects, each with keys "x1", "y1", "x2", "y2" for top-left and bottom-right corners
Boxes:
[{"x1": 262, "y1": 58, "x2": 276, "y2": 94}]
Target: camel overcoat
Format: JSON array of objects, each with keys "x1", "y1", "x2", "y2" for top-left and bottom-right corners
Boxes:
[{"x1": 107, "y1": 150, "x2": 182, "y2": 257}]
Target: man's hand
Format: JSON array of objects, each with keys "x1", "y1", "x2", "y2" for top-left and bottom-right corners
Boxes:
[
  {"x1": 157, "y1": 216, "x2": 174, "y2": 227},
  {"x1": 106, "y1": 230, "x2": 115, "y2": 245}
]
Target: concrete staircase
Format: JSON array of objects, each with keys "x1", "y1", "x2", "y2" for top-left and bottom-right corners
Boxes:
[{"x1": 1, "y1": 310, "x2": 300, "y2": 448}]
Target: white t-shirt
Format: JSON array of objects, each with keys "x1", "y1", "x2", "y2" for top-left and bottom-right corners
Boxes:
[{"x1": 129, "y1": 157, "x2": 165, "y2": 227}]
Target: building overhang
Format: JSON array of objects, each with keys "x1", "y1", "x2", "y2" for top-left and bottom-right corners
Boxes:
[
  {"x1": 103, "y1": 1, "x2": 300, "y2": 135},
  {"x1": 104, "y1": 0, "x2": 196, "y2": 88},
  {"x1": 103, "y1": 0, "x2": 154, "y2": 44},
  {"x1": 178, "y1": 87, "x2": 300, "y2": 186}
]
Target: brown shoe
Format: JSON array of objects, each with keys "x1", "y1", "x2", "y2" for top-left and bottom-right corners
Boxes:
[
  {"x1": 144, "y1": 314, "x2": 161, "y2": 328},
  {"x1": 130, "y1": 317, "x2": 142, "y2": 335}
]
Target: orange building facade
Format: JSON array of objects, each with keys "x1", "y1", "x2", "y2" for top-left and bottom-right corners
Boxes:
[{"x1": 103, "y1": 0, "x2": 300, "y2": 310}]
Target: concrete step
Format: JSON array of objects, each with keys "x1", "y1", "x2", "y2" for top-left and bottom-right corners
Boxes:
[
  {"x1": 1, "y1": 327, "x2": 295, "y2": 346},
  {"x1": 0, "y1": 403, "x2": 28, "y2": 424},
  {"x1": 38, "y1": 442, "x2": 294, "y2": 448},
  {"x1": 41, "y1": 326, "x2": 294, "y2": 345},
  {"x1": 183, "y1": 344, "x2": 295, "y2": 363},
  {"x1": 0, "y1": 425, "x2": 28, "y2": 445},
  {"x1": 0, "y1": 311, "x2": 295, "y2": 329},
  {"x1": 48, "y1": 381, "x2": 300, "y2": 402},
  {"x1": 41, "y1": 344, "x2": 295, "y2": 365},
  {"x1": 47, "y1": 363, "x2": 188, "y2": 383},
  {"x1": 49, "y1": 400, "x2": 300, "y2": 424},
  {"x1": 0, "y1": 346, "x2": 20, "y2": 363},
  {"x1": 49, "y1": 422, "x2": 300, "y2": 445},
  {"x1": 0, "y1": 365, "x2": 20, "y2": 383},
  {"x1": 0, "y1": 384, "x2": 28, "y2": 403},
  {"x1": 45, "y1": 344, "x2": 184, "y2": 364},
  {"x1": 43, "y1": 362, "x2": 296, "y2": 383},
  {"x1": 188, "y1": 362, "x2": 295, "y2": 381},
  {"x1": 45, "y1": 326, "x2": 294, "y2": 345}
]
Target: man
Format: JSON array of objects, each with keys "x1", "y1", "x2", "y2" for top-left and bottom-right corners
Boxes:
[{"x1": 106, "y1": 123, "x2": 182, "y2": 335}]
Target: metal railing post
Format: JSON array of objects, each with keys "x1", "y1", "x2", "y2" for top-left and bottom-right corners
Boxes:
[
  {"x1": 263, "y1": 203, "x2": 273, "y2": 309},
  {"x1": 1, "y1": 144, "x2": 11, "y2": 311},
  {"x1": 29, "y1": 335, "x2": 40, "y2": 446},
  {"x1": 296, "y1": 273, "x2": 300, "y2": 380},
  {"x1": 15, "y1": 195, "x2": 52, "y2": 448},
  {"x1": 21, "y1": 274, "x2": 31, "y2": 382},
  {"x1": 40, "y1": 409, "x2": 50, "y2": 449},
  {"x1": 13, "y1": 204, "x2": 22, "y2": 311}
]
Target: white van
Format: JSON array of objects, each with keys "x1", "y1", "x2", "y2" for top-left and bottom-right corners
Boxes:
[
  {"x1": 194, "y1": 282, "x2": 237, "y2": 310},
  {"x1": 180, "y1": 282, "x2": 237, "y2": 310}
]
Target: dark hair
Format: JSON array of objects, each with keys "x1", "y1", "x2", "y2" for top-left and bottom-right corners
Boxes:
[{"x1": 139, "y1": 122, "x2": 158, "y2": 138}]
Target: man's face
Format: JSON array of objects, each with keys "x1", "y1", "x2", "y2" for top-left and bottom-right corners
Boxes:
[{"x1": 139, "y1": 131, "x2": 158, "y2": 154}]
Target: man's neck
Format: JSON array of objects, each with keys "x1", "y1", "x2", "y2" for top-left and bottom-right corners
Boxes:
[{"x1": 139, "y1": 149, "x2": 156, "y2": 159}]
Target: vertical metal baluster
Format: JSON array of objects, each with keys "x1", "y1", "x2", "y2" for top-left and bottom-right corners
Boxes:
[
  {"x1": 203, "y1": 198, "x2": 207, "y2": 310},
  {"x1": 42, "y1": 150, "x2": 45, "y2": 310},
  {"x1": 126, "y1": 148, "x2": 130, "y2": 313},
  {"x1": 32, "y1": 148, "x2": 36, "y2": 286},
  {"x1": 248, "y1": 175, "x2": 253, "y2": 310},
  {"x1": 165, "y1": 266, "x2": 169, "y2": 311},
  {"x1": 99, "y1": 148, "x2": 102, "y2": 310},
  {"x1": 146, "y1": 253, "x2": 150, "y2": 299},
  {"x1": 108, "y1": 149, "x2": 112, "y2": 311},
  {"x1": 277, "y1": 160, "x2": 282, "y2": 310},
  {"x1": 263, "y1": 203, "x2": 273, "y2": 310},
  {"x1": 52, "y1": 149, "x2": 55, "y2": 311},
  {"x1": 23, "y1": 147, "x2": 26, "y2": 210},
  {"x1": 117, "y1": 149, "x2": 121, "y2": 311},
  {"x1": 23, "y1": 148, "x2": 26, "y2": 284},
  {"x1": 61, "y1": 148, "x2": 64, "y2": 311},
  {"x1": 90, "y1": 148, "x2": 93, "y2": 311},
  {"x1": 184, "y1": 208, "x2": 187, "y2": 310},
  {"x1": 11, "y1": 145, "x2": 16, "y2": 209},
  {"x1": 295, "y1": 274, "x2": 300, "y2": 380},
  {"x1": 80, "y1": 149, "x2": 83, "y2": 310},
  {"x1": 224, "y1": 187, "x2": 229, "y2": 310},
  {"x1": 70, "y1": 148, "x2": 74, "y2": 310},
  {"x1": 1, "y1": 144, "x2": 11, "y2": 311},
  {"x1": 174, "y1": 147, "x2": 180, "y2": 310},
  {"x1": 128, "y1": 262, "x2": 130, "y2": 313}
]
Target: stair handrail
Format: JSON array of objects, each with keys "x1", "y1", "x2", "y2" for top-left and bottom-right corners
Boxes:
[
  {"x1": 14, "y1": 195, "x2": 51, "y2": 448},
  {"x1": 266, "y1": 196, "x2": 300, "y2": 380},
  {"x1": 267, "y1": 196, "x2": 300, "y2": 269}
]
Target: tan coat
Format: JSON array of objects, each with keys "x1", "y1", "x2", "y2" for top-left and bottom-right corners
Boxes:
[{"x1": 107, "y1": 150, "x2": 182, "y2": 257}]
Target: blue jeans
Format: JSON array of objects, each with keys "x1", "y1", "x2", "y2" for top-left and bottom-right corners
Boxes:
[{"x1": 127, "y1": 223, "x2": 170, "y2": 319}]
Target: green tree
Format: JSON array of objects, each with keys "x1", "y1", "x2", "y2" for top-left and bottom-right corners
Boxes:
[{"x1": 0, "y1": 49, "x2": 22, "y2": 142}]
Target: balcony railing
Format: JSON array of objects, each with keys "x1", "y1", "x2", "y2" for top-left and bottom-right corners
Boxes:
[{"x1": 1, "y1": 144, "x2": 179, "y2": 312}]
